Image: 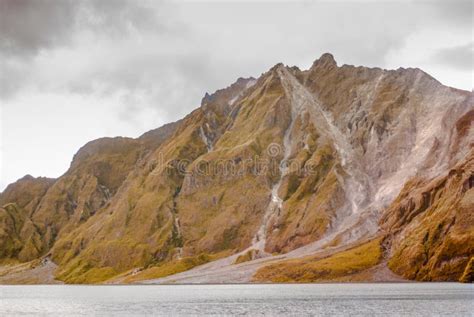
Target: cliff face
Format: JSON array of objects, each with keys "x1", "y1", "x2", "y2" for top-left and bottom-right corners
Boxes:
[
  {"x1": 0, "y1": 124, "x2": 178, "y2": 266},
  {"x1": 0, "y1": 175, "x2": 55, "y2": 262},
  {"x1": 381, "y1": 151, "x2": 473, "y2": 281},
  {"x1": 380, "y1": 109, "x2": 473, "y2": 281},
  {"x1": 0, "y1": 53, "x2": 472, "y2": 283}
]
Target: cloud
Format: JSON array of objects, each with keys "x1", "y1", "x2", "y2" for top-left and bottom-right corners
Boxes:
[
  {"x1": 431, "y1": 0, "x2": 473, "y2": 29},
  {"x1": 0, "y1": 0, "x2": 180, "y2": 107},
  {"x1": 432, "y1": 42, "x2": 473, "y2": 71},
  {"x1": 0, "y1": 0, "x2": 472, "y2": 123},
  {"x1": 0, "y1": 0, "x2": 162, "y2": 57},
  {"x1": 0, "y1": 0, "x2": 77, "y2": 56},
  {"x1": 2, "y1": 0, "x2": 470, "y2": 126},
  {"x1": 1, "y1": 0, "x2": 473, "y2": 191}
]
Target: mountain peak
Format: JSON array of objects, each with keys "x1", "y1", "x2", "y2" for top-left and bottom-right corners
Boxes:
[
  {"x1": 201, "y1": 76, "x2": 257, "y2": 108},
  {"x1": 1, "y1": 53, "x2": 471, "y2": 285},
  {"x1": 312, "y1": 52, "x2": 337, "y2": 69},
  {"x1": 267, "y1": 62, "x2": 286, "y2": 73}
]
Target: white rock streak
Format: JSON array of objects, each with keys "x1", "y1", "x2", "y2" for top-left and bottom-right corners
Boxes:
[
  {"x1": 278, "y1": 67, "x2": 370, "y2": 214},
  {"x1": 251, "y1": 107, "x2": 294, "y2": 254},
  {"x1": 229, "y1": 79, "x2": 257, "y2": 106},
  {"x1": 143, "y1": 66, "x2": 472, "y2": 285},
  {"x1": 250, "y1": 66, "x2": 376, "y2": 254},
  {"x1": 199, "y1": 126, "x2": 213, "y2": 152},
  {"x1": 174, "y1": 216, "x2": 183, "y2": 260}
]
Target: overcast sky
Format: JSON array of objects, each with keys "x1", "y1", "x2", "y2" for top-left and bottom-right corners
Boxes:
[{"x1": 0, "y1": 0, "x2": 472, "y2": 191}]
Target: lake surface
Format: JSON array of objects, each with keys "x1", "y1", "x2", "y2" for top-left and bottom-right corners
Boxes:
[{"x1": 1, "y1": 283, "x2": 472, "y2": 316}]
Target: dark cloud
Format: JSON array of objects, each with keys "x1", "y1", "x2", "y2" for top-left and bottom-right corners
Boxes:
[
  {"x1": 431, "y1": 42, "x2": 473, "y2": 71},
  {"x1": 0, "y1": 0, "x2": 472, "y2": 120},
  {"x1": 0, "y1": 0, "x2": 162, "y2": 57},
  {"x1": 0, "y1": 0, "x2": 172, "y2": 100},
  {"x1": 1, "y1": 0, "x2": 473, "y2": 191},
  {"x1": 0, "y1": 0, "x2": 77, "y2": 56}
]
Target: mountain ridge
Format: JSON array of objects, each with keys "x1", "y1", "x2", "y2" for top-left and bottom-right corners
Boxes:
[{"x1": 0, "y1": 53, "x2": 472, "y2": 284}]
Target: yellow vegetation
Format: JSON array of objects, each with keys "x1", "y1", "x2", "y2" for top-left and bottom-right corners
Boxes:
[
  {"x1": 234, "y1": 249, "x2": 260, "y2": 264},
  {"x1": 121, "y1": 253, "x2": 215, "y2": 283},
  {"x1": 253, "y1": 238, "x2": 382, "y2": 282},
  {"x1": 459, "y1": 257, "x2": 474, "y2": 283},
  {"x1": 383, "y1": 153, "x2": 474, "y2": 281}
]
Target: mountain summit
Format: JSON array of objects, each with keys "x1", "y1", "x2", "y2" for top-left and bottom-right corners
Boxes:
[{"x1": 1, "y1": 53, "x2": 472, "y2": 284}]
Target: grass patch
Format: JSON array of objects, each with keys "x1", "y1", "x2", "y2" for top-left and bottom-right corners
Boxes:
[
  {"x1": 70, "y1": 267, "x2": 117, "y2": 284},
  {"x1": 122, "y1": 253, "x2": 214, "y2": 283},
  {"x1": 56, "y1": 260, "x2": 118, "y2": 284},
  {"x1": 253, "y1": 238, "x2": 383, "y2": 282},
  {"x1": 459, "y1": 257, "x2": 474, "y2": 283},
  {"x1": 234, "y1": 249, "x2": 259, "y2": 264}
]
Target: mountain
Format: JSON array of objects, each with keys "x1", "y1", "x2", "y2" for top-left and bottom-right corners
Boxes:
[{"x1": 0, "y1": 53, "x2": 472, "y2": 284}]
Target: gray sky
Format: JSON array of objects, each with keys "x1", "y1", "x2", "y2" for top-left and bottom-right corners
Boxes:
[{"x1": 0, "y1": 0, "x2": 472, "y2": 191}]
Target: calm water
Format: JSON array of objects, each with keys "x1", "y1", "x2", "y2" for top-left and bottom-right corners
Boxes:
[{"x1": 0, "y1": 283, "x2": 472, "y2": 316}]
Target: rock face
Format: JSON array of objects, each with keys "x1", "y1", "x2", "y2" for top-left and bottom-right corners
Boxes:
[
  {"x1": 0, "y1": 53, "x2": 472, "y2": 283},
  {"x1": 0, "y1": 175, "x2": 55, "y2": 261},
  {"x1": 381, "y1": 150, "x2": 473, "y2": 281}
]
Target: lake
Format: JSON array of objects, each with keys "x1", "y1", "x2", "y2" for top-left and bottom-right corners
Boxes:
[{"x1": 0, "y1": 283, "x2": 472, "y2": 316}]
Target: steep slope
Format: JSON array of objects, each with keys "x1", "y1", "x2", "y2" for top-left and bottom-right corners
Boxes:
[
  {"x1": 49, "y1": 77, "x2": 261, "y2": 282},
  {"x1": 0, "y1": 53, "x2": 472, "y2": 283},
  {"x1": 0, "y1": 176, "x2": 55, "y2": 262},
  {"x1": 299, "y1": 55, "x2": 471, "y2": 240},
  {"x1": 381, "y1": 150, "x2": 473, "y2": 281},
  {"x1": 30, "y1": 137, "x2": 144, "y2": 249},
  {"x1": 0, "y1": 122, "x2": 179, "y2": 266},
  {"x1": 138, "y1": 58, "x2": 472, "y2": 284},
  {"x1": 380, "y1": 108, "x2": 473, "y2": 281}
]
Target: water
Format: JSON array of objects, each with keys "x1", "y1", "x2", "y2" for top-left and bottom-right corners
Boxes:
[{"x1": 1, "y1": 283, "x2": 472, "y2": 316}]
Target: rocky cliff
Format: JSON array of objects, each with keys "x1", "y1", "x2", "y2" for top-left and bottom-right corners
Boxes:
[{"x1": 0, "y1": 53, "x2": 472, "y2": 284}]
